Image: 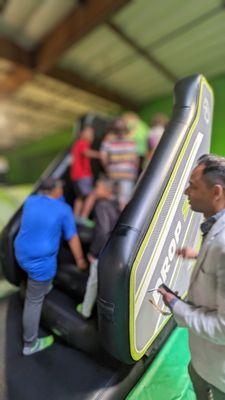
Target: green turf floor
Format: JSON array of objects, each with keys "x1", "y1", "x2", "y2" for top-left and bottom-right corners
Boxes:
[
  {"x1": 0, "y1": 185, "x2": 31, "y2": 231},
  {"x1": 0, "y1": 184, "x2": 31, "y2": 284},
  {"x1": 127, "y1": 328, "x2": 196, "y2": 400}
]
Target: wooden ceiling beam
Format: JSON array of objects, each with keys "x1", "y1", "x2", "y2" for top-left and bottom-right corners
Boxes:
[
  {"x1": 47, "y1": 67, "x2": 139, "y2": 111},
  {"x1": 35, "y1": 0, "x2": 131, "y2": 72},
  {"x1": 0, "y1": 37, "x2": 34, "y2": 97},
  {"x1": 0, "y1": 54, "x2": 138, "y2": 110},
  {"x1": 107, "y1": 21, "x2": 178, "y2": 83},
  {"x1": 0, "y1": 2, "x2": 136, "y2": 110},
  {"x1": 0, "y1": 36, "x2": 32, "y2": 67},
  {"x1": 0, "y1": 65, "x2": 33, "y2": 99}
]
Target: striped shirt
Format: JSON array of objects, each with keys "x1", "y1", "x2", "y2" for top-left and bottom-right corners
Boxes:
[{"x1": 100, "y1": 138, "x2": 138, "y2": 181}]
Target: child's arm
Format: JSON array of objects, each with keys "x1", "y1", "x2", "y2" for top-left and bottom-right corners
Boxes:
[
  {"x1": 83, "y1": 148, "x2": 100, "y2": 159},
  {"x1": 99, "y1": 150, "x2": 108, "y2": 169}
]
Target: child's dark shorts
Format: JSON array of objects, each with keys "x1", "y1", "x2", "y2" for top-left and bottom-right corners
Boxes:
[{"x1": 73, "y1": 177, "x2": 93, "y2": 198}]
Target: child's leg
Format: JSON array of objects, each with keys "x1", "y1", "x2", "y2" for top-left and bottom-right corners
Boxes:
[
  {"x1": 80, "y1": 190, "x2": 97, "y2": 218},
  {"x1": 73, "y1": 180, "x2": 84, "y2": 217},
  {"x1": 74, "y1": 177, "x2": 94, "y2": 219},
  {"x1": 73, "y1": 197, "x2": 83, "y2": 217},
  {"x1": 118, "y1": 180, "x2": 134, "y2": 211},
  {"x1": 81, "y1": 259, "x2": 98, "y2": 318}
]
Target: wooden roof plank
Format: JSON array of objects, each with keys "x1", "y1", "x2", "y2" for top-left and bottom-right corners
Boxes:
[
  {"x1": 0, "y1": 65, "x2": 33, "y2": 99},
  {"x1": 35, "y1": 0, "x2": 131, "y2": 72},
  {"x1": 107, "y1": 21, "x2": 178, "y2": 83},
  {"x1": 0, "y1": 36, "x2": 32, "y2": 66},
  {"x1": 47, "y1": 66, "x2": 139, "y2": 111}
]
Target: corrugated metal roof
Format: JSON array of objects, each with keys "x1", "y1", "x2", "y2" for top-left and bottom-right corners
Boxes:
[
  {"x1": 99, "y1": 57, "x2": 173, "y2": 102},
  {"x1": 59, "y1": 25, "x2": 137, "y2": 80},
  {"x1": 0, "y1": 0, "x2": 225, "y2": 148},
  {"x1": 113, "y1": 0, "x2": 220, "y2": 47},
  {"x1": 0, "y1": 0, "x2": 77, "y2": 48},
  {"x1": 59, "y1": 0, "x2": 225, "y2": 102},
  {"x1": 153, "y1": 11, "x2": 225, "y2": 77}
]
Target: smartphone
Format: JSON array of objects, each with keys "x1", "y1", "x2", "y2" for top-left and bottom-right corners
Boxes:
[{"x1": 159, "y1": 284, "x2": 180, "y2": 298}]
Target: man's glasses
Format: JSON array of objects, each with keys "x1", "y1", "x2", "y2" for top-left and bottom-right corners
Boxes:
[
  {"x1": 148, "y1": 298, "x2": 171, "y2": 316},
  {"x1": 148, "y1": 288, "x2": 172, "y2": 316}
]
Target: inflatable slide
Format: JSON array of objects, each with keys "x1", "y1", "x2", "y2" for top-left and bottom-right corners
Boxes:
[{"x1": 0, "y1": 74, "x2": 213, "y2": 399}]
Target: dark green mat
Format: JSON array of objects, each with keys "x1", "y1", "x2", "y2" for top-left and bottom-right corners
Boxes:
[{"x1": 127, "y1": 328, "x2": 195, "y2": 400}]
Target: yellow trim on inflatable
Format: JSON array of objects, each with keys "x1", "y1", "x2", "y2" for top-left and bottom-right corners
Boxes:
[{"x1": 129, "y1": 76, "x2": 213, "y2": 360}]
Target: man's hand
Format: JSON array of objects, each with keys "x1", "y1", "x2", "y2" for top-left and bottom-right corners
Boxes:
[
  {"x1": 95, "y1": 180, "x2": 112, "y2": 200},
  {"x1": 157, "y1": 287, "x2": 177, "y2": 307},
  {"x1": 87, "y1": 253, "x2": 96, "y2": 264},
  {"x1": 176, "y1": 247, "x2": 198, "y2": 259},
  {"x1": 77, "y1": 258, "x2": 88, "y2": 270}
]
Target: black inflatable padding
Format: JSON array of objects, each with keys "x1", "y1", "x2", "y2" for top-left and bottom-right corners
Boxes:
[
  {"x1": 0, "y1": 209, "x2": 24, "y2": 285},
  {"x1": 0, "y1": 79, "x2": 214, "y2": 397},
  {"x1": 54, "y1": 263, "x2": 88, "y2": 300},
  {"x1": 41, "y1": 288, "x2": 102, "y2": 356},
  {"x1": 98, "y1": 75, "x2": 214, "y2": 364}
]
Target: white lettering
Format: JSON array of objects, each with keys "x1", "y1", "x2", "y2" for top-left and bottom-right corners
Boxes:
[
  {"x1": 168, "y1": 238, "x2": 176, "y2": 261},
  {"x1": 161, "y1": 257, "x2": 170, "y2": 281},
  {"x1": 150, "y1": 220, "x2": 182, "y2": 305},
  {"x1": 175, "y1": 220, "x2": 181, "y2": 244},
  {"x1": 203, "y1": 97, "x2": 210, "y2": 124}
]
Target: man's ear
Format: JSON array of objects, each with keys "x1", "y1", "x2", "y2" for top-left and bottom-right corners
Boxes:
[{"x1": 213, "y1": 184, "x2": 224, "y2": 200}]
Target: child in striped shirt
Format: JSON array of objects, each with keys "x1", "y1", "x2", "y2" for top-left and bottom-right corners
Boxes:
[{"x1": 100, "y1": 119, "x2": 139, "y2": 210}]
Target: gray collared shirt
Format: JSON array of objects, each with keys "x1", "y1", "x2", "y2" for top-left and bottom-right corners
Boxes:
[
  {"x1": 200, "y1": 208, "x2": 225, "y2": 237},
  {"x1": 170, "y1": 208, "x2": 225, "y2": 310}
]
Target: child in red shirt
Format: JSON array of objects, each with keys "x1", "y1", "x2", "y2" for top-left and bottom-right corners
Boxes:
[{"x1": 70, "y1": 126, "x2": 100, "y2": 220}]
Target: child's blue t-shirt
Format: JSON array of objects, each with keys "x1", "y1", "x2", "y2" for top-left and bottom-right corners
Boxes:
[{"x1": 14, "y1": 194, "x2": 77, "y2": 281}]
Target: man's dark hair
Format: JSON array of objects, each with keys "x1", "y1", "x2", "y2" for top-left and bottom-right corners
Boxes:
[
  {"x1": 39, "y1": 177, "x2": 64, "y2": 192},
  {"x1": 197, "y1": 153, "x2": 225, "y2": 189},
  {"x1": 197, "y1": 153, "x2": 225, "y2": 167}
]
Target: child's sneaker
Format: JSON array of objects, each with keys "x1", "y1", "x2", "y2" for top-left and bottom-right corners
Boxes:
[
  {"x1": 76, "y1": 303, "x2": 91, "y2": 319},
  {"x1": 76, "y1": 217, "x2": 95, "y2": 229},
  {"x1": 23, "y1": 335, "x2": 54, "y2": 356},
  {"x1": 76, "y1": 303, "x2": 83, "y2": 314}
]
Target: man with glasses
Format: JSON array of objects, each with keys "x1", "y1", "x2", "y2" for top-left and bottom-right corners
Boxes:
[{"x1": 159, "y1": 154, "x2": 225, "y2": 400}]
